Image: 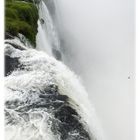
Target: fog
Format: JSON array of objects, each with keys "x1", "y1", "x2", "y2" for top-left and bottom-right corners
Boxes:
[{"x1": 55, "y1": 0, "x2": 135, "y2": 140}]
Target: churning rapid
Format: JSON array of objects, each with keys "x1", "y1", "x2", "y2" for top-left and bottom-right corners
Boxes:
[{"x1": 4, "y1": 0, "x2": 103, "y2": 140}]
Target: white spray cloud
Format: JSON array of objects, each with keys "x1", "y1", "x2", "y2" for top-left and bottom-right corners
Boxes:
[{"x1": 55, "y1": 0, "x2": 135, "y2": 140}]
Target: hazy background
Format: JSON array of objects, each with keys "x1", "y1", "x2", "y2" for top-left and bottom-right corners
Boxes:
[{"x1": 55, "y1": 0, "x2": 135, "y2": 140}]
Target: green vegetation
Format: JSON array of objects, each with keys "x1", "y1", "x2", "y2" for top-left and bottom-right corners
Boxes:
[{"x1": 5, "y1": 0, "x2": 39, "y2": 47}]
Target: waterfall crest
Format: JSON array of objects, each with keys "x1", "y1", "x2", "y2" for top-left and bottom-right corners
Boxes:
[{"x1": 4, "y1": 0, "x2": 104, "y2": 140}]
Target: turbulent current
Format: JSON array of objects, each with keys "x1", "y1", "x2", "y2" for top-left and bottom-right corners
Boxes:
[{"x1": 4, "y1": 0, "x2": 103, "y2": 140}]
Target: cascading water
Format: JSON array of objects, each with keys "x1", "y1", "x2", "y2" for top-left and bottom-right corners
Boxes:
[
  {"x1": 4, "y1": 0, "x2": 104, "y2": 140},
  {"x1": 52, "y1": 1, "x2": 135, "y2": 140},
  {"x1": 36, "y1": 0, "x2": 62, "y2": 60}
]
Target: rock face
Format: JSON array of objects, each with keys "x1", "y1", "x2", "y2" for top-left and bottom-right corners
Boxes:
[
  {"x1": 5, "y1": 55, "x2": 20, "y2": 76},
  {"x1": 5, "y1": 41, "x2": 92, "y2": 140},
  {"x1": 5, "y1": 83, "x2": 90, "y2": 140}
]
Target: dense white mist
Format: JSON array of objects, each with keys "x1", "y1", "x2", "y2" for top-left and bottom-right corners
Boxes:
[{"x1": 55, "y1": 0, "x2": 135, "y2": 140}]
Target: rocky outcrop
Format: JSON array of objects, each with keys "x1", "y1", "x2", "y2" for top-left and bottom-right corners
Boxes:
[
  {"x1": 5, "y1": 0, "x2": 39, "y2": 47},
  {"x1": 5, "y1": 42, "x2": 92, "y2": 140}
]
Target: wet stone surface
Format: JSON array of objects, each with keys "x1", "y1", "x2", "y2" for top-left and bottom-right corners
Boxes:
[
  {"x1": 5, "y1": 55, "x2": 20, "y2": 76},
  {"x1": 5, "y1": 83, "x2": 91, "y2": 140},
  {"x1": 5, "y1": 45, "x2": 91, "y2": 140}
]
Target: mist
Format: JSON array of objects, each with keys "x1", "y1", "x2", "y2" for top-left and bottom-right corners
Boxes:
[{"x1": 55, "y1": 0, "x2": 135, "y2": 140}]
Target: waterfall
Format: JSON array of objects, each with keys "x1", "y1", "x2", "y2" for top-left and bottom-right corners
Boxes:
[
  {"x1": 52, "y1": 1, "x2": 135, "y2": 140},
  {"x1": 36, "y1": 0, "x2": 62, "y2": 60},
  {"x1": 5, "y1": 0, "x2": 104, "y2": 140},
  {"x1": 5, "y1": 42, "x2": 103, "y2": 140}
]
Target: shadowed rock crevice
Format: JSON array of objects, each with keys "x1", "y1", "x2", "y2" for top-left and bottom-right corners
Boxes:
[{"x1": 5, "y1": 55, "x2": 20, "y2": 76}]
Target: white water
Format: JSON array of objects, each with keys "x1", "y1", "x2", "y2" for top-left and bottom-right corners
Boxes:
[
  {"x1": 5, "y1": 0, "x2": 105, "y2": 139},
  {"x1": 36, "y1": 21, "x2": 52, "y2": 56},
  {"x1": 5, "y1": 41, "x2": 103, "y2": 139},
  {"x1": 5, "y1": 0, "x2": 134, "y2": 139},
  {"x1": 36, "y1": 0, "x2": 60, "y2": 57},
  {"x1": 54, "y1": 0, "x2": 135, "y2": 140}
]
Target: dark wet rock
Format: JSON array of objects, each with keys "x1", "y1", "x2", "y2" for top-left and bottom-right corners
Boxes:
[
  {"x1": 39, "y1": 94, "x2": 68, "y2": 102},
  {"x1": 34, "y1": 0, "x2": 41, "y2": 4},
  {"x1": 43, "y1": 84, "x2": 59, "y2": 95},
  {"x1": 40, "y1": 18, "x2": 45, "y2": 24},
  {"x1": 5, "y1": 82, "x2": 91, "y2": 139},
  {"x1": 5, "y1": 32, "x2": 14, "y2": 40},
  {"x1": 5, "y1": 55, "x2": 20, "y2": 76},
  {"x1": 53, "y1": 105, "x2": 91, "y2": 140},
  {"x1": 5, "y1": 42, "x2": 26, "y2": 51},
  {"x1": 5, "y1": 46, "x2": 91, "y2": 140},
  {"x1": 5, "y1": 110, "x2": 20, "y2": 125},
  {"x1": 52, "y1": 48, "x2": 62, "y2": 60}
]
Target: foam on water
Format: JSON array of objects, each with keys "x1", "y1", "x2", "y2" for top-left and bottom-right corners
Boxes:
[
  {"x1": 5, "y1": 40, "x2": 103, "y2": 139},
  {"x1": 36, "y1": 0, "x2": 60, "y2": 56},
  {"x1": 5, "y1": 0, "x2": 104, "y2": 139}
]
